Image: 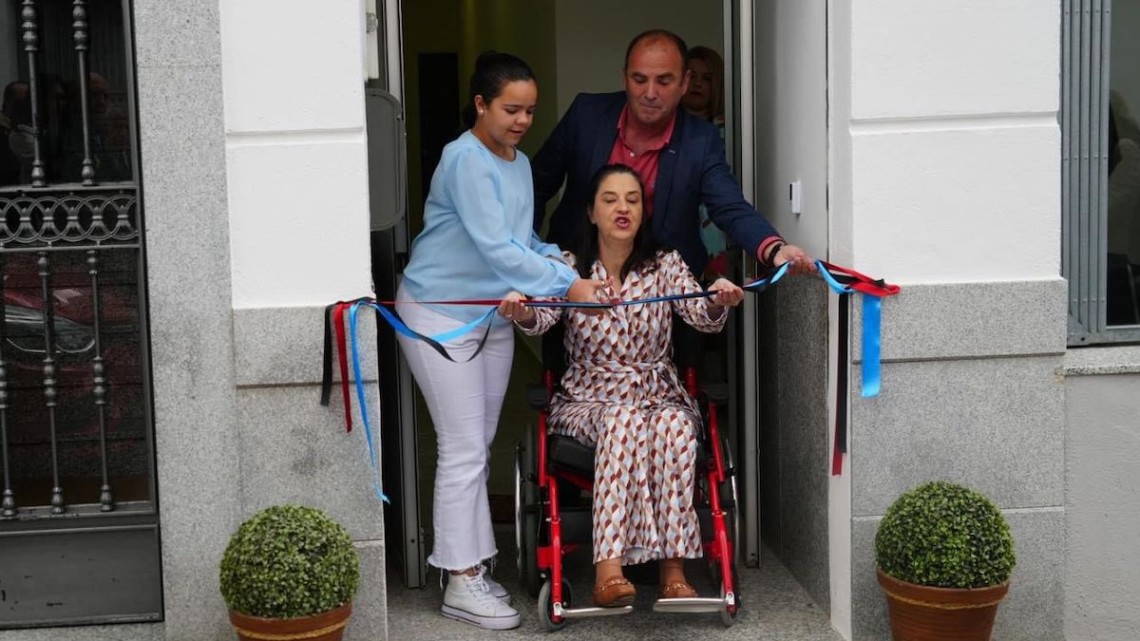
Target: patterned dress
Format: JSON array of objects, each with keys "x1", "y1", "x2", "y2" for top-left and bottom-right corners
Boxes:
[{"x1": 520, "y1": 250, "x2": 728, "y2": 564}]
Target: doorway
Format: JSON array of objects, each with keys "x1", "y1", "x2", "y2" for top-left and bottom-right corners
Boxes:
[
  {"x1": 366, "y1": 0, "x2": 839, "y2": 634},
  {"x1": 367, "y1": 0, "x2": 857, "y2": 597},
  {"x1": 387, "y1": 0, "x2": 761, "y2": 583}
]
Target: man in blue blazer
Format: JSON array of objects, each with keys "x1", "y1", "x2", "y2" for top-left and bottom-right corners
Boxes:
[{"x1": 532, "y1": 29, "x2": 811, "y2": 277}]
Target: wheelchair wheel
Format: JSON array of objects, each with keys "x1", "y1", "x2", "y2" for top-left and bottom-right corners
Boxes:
[
  {"x1": 515, "y1": 425, "x2": 541, "y2": 597},
  {"x1": 708, "y1": 434, "x2": 742, "y2": 601},
  {"x1": 722, "y1": 439, "x2": 742, "y2": 568},
  {"x1": 720, "y1": 583, "x2": 741, "y2": 627},
  {"x1": 537, "y1": 578, "x2": 573, "y2": 632}
]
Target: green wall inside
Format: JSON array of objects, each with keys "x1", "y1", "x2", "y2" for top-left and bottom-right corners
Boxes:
[{"x1": 402, "y1": 0, "x2": 558, "y2": 238}]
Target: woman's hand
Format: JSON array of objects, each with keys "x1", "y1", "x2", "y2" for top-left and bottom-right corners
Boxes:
[
  {"x1": 707, "y1": 278, "x2": 744, "y2": 312},
  {"x1": 773, "y1": 243, "x2": 815, "y2": 276},
  {"x1": 566, "y1": 278, "x2": 614, "y2": 316},
  {"x1": 498, "y1": 291, "x2": 536, "y2": 326}
]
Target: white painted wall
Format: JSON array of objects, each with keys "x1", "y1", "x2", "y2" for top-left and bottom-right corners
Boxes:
[
  {"x1": 553, "y1": 0, "x2": 723, "y2": 116},
  {"x1": 841, "y1": 0, "x2": 1060, "y2": 284},
  {"x1": 220, "y1": 0, "x2": 372, "y2": 308}
]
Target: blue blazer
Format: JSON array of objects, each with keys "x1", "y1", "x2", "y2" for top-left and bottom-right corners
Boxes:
[{"x1": 532, "y1": 92, "x2": 780, "y2": 275}]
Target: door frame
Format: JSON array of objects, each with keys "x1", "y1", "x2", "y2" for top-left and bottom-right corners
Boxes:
[
  {"x1": 724, "y1": 0, "x2": 763, "y2": 569},
  {"x1": 374, "y1": 0, "x2": 767, "y2": 585},
  {"x1": 369, "y1": 0, "x2": 426, "y2": 589}
]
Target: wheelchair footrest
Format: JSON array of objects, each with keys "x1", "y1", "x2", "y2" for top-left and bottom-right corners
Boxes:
[
  {"x1": 651, "y1": 597, "x2": 731, "y2": 614},
  {"x1": 558, "y1": 605, "x2": 634, "y2": 619}
]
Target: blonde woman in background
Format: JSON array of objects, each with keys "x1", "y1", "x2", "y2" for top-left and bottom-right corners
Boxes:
[
  {"x1": 683, "y1": 45, "x2": 725, "y2": 126},
  {"x1": 683, "y1": 45, "x2": 729, "y2": 276}
]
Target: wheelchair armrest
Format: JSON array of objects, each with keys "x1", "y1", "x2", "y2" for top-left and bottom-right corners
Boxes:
[
  {"x1": 527, "y1": 383, "x2": 551, "y2": 410},
  {"x1": 702, "y1": 381, "x2": 729, "y2": 405}
]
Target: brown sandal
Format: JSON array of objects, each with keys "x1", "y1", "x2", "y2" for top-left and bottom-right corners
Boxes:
[
  {"x1": 592, "y1": 577, "x2": 636, "y2": 607},
  {"x1": 658, "y1": 581, "x2": 698, "y2": 599}
]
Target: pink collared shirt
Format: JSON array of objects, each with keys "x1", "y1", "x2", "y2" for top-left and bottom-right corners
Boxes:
[
  {"x1": 607, "y1": 105, "x2": 783, "y2": 265},
  {"x1": 606, "y1": 105, "x2": 676, "y2": 219}
]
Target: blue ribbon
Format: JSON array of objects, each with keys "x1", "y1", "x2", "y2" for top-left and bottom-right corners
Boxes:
[
  {"x1": 812, "y1": 260, "x2": 885, "y2": 397},
  {"x1": 861, "y1": 295, "x2": 882, "y2": 398},
  {"x1": 530, "y1": 262, "x2": 789, "y2": 309},
  {"x1": 373, "y1": 301, "x2": 496, "y2": 343},
  {"x1": 744, "y1": 261, "x2": 791, "y2": 292},
  {"x1": 339, "y1": 295, "x2": 590, "y2": 493},
  {"x1": 335, "y1": 258, "x2": 890, "y2": 505},
  {"x1": 349, "y1": 302, "x2": 390, "y2": 504},
  {"x1": 347, "y1": 301, "x2": 499, "y2": 504},
  {"x1": 815, "y1": 259, "x2": 854, "y2": 295}
]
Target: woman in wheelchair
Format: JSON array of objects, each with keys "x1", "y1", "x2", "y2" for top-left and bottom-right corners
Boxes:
[{"x1": 499, "y1": 164, "x2": 744, "y2": 608}]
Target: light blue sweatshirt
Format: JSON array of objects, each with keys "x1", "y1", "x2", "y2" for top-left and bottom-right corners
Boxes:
[{"x1": 401, "y1": 130, "x2": 577, "y2": 323}]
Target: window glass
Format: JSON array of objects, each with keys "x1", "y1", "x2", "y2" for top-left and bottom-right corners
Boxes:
[
  {"x1": 1, "y1": 0, "x2": 134, "y2": 188},
  {"x1": 1107, "y1": 2, "x2": 1140, "y2": 326}
]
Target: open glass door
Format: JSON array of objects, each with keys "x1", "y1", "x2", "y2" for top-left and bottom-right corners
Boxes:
[
  {"x1": 366, "y1": 0, "x2": 426, "y2": 589},
  {"x1": 724, "y1": 0, "x2": 763, "y2": 569}
]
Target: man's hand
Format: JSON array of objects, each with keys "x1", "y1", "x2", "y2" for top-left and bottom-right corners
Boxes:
[{"x1": 773, "y1": 243, "x2": 815, "y2": 276}]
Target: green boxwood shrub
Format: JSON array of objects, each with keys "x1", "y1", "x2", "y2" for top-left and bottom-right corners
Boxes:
[
  {"x1": 219, "y1": 505, "x2": 360, "y2": 618},
  {"x1": 875, "y1": 481, "x2": 1015, "y2": 589}
]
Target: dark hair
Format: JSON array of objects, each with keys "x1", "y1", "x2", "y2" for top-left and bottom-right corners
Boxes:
[
  {"x1": 575, "y1": 164, "x2": 661, "y2": 281},
  {"x1": 462, "y1": 51, "x2": 535, "y2": 129},
  {"x1": 624, "y1": 29, "x2": 689, "y2": 72}
]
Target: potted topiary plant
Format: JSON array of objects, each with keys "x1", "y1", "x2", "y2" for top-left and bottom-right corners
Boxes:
[
  {"x1": 874, "y1": 481, "x2": 1016, "y2": 641},
  {"x1": 220, "y1": 505, "x2": 360, "y2": 641}
]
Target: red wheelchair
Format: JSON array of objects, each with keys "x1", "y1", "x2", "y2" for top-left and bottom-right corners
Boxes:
[{"x1": 514, "y1": 332, "x2": 742, "y2": 631}]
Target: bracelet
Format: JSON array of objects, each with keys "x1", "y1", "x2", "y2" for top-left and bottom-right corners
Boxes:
[{"x1": 765, "y1": 241, "x2": 786, "y2": 265}]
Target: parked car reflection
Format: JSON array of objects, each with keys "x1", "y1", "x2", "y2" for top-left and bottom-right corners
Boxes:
[{"x1": 2, "y1": 250, "x2": 148, "y2": 508}]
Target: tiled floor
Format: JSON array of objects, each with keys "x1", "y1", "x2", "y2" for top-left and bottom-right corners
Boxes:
[{"x1": 386, "y1": 526, "x2": 842, "y2": 641}]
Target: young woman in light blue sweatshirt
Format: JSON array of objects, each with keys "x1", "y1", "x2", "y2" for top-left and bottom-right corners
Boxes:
[{"x1": 395, "y1": 52, "x2": 605, "y2": 631}]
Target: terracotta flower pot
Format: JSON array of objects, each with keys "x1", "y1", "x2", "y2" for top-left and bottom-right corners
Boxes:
[
  {"x1": 876, "y1": 569, "x2": 1009, "y2": 641},
  {"x1": 228, "y1": 603, "x2": 352, "y2": 641}
]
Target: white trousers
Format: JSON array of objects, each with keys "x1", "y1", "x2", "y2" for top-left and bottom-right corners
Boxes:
[{"x1": 396, "y1": 285, "x2": 514, "y2": 571}]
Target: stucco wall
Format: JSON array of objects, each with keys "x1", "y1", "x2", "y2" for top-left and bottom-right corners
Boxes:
[
  {"x1": 831, "y1": 1, "x2": 1067, "y2": 640},
  {"x1": 136, "y1": 0, "x2": 242, "y2": 639},
  {"x1": 217, "y1": 1, "x2": 387, "y2": 640},
  {"x1": 1063, "y1": 349, "x2": 1140, "y2": 641}
]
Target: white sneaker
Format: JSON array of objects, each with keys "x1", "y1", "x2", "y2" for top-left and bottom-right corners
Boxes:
[
  {"x1": 443, "y1": 566, "x2": 512, "y2": 604},
  {"x1": 480, "y1": 565, "x2": 512, "y2": 604},
  {"x1": 442, "y1": 571, "x2": 521, "y2": 630}
]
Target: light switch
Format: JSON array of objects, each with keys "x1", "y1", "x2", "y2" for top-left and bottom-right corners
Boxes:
[{"x1": 789, "y1": 180, "x2": 802, "y2": 216}]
